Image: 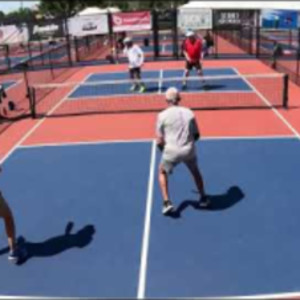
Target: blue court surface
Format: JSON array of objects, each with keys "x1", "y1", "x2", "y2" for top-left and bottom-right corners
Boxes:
[
  {"x1": 0, "y1": 80, "x2": 18, "y2": 90},
  {"x1": 1, "y1": 137, "x2": 300, "y2": 298},
  {"x1": 68, "y1": 67, "x2": 252, "y2": 100},
  {"x1": 0, "y1": 51, "x2": 68, "y2": 67},
  {"x1": 142, "y1": 44, "x2": 173, "y2": 53}
]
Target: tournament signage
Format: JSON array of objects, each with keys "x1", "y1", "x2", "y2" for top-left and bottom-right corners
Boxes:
[
  {"x1": 112, "y1": 11, "x2": 152, "y2": 32},
  {"x1": 214, "y1": 10, "x2": 255, "y2": 29},
  {"x1": 68, "y1": 14, "x2": 109, "y2": 37},
  {"x1": 261, "y1": 10, "x2": 298, "y2": 29},
  {"x1": 0, "y1": 25, "x2": 29, "y2": 44},
  {"x1": 178, "y1": 9, "x2": 213, "y2": 30}
]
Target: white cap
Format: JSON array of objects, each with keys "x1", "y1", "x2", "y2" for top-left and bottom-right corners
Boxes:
[
  {"x1": 165, "y1": 87, "x2": 180, "y2": 104},
  {"x1": 124, "y1": 37, "x2": 132, "y2": 44},
  {"x1": 186, "y1": 30, "x2": 195, "y2": 37}
]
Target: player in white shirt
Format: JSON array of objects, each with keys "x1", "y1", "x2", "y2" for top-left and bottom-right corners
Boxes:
[
  {"x1": 123, "y1": 37, "x2": 146, "y2": 93},
  {"x1": 156, "y1": 87, "x2": 210, "y2": 215}
]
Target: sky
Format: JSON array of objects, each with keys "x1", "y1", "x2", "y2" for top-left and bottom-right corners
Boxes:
[{"x1": 0, "y1": 1, "x2": 39, "y2": 14}]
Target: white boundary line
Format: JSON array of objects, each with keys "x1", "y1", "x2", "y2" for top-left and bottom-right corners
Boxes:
[
  {"x1": 19, "y1": 139, "x2": 153, "y2": 149},
  {"x1": 84, "y1": 70, "x2": 161, "y2": 83},
  {"x1": 0, "y1": 82, "x2": 80, "y2": 165},
  {"x1": 17, "y1": 135, "x2": 296, "y2": 150},
  {"x1": 137, "y1": 140, "x2": 156, "y2": 299},
  {"x1": 1, "y1": 291, "x2": 300, "y2": 300},
  {"x1": 1, "y1": 79, "x2": 23, "y2": 91},
  {"x1": 233, "y1": 68, "x2": 300, "y2": 139}
]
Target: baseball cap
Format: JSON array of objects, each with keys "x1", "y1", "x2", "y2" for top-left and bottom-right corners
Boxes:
[
  {"x1": 124, "y1": 37, "x2": 132, "y2": 44},
  {"x1": 186, "y1": 30, "x2": 195, "y2": 37},
  {"x1": 165, "y1": 87, "x2": 181, "y2": 103}
]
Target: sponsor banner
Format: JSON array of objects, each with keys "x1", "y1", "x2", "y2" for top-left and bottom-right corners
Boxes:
[
  {"x1": 29, "y1": 19, "x2": 65, "y2": 39},
  {"x1": 0, "y1": 24, "x2": 29, "y2": 44},
  {"x1": 68, "y1": 14, "x2": 109, "y2": 36},
  {"x1": 178, "y1": 8, "x2": 213, "y2": 30},
  {"x1": 214, "y1": 10, "x2": 255, "y2": 29},
  {"x1": 261, "y1": 9, "x2": 298, "y2": 29},
  {"x1": 112, "y1": 11, "x2": 152, "y2": 32}
]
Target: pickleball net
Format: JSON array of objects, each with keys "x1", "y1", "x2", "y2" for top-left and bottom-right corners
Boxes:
[{"x1": 28, "y1": 73, "x2": 289, "y2": 118}]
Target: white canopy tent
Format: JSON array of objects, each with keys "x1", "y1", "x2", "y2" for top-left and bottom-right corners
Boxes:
[
  {"x1": 179, "y1": 1, "x2": 300, "y2": 10},
  {"x1": 77, "y1": 7, "x2": 120, "y2": 16}
]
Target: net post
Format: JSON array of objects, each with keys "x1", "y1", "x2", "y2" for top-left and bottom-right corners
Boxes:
[
  {"x1": 32, "y1": 87, "x2": 36, "y2": 119},
  {"x1": 283, "y1": 74, "x2": 289, "y2": 108},
  {"x1": 27, "y1": 87, "x2": 36, "y2": 119}
]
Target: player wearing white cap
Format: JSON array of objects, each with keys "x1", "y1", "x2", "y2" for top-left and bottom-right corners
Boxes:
[
  {"x1": 123, "y1": 37, "x2": 146, "y2": 93},
  {"x1": 182, "y1": 30, "x2": 205, "y2": 90},
  {"x1": 156, "y1": 87, "x2": 210, "y2": 215}
]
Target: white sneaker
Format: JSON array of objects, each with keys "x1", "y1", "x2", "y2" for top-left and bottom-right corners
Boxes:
[
  {"x1": 162, "y1": 200, "x2": 174, "y2": 215},
  {"x1": 130, "y1": 85, "x2": 137, "y2": 92},
  {"x1": 199, "y1": 196, "x2": 211, "y2": 208}
]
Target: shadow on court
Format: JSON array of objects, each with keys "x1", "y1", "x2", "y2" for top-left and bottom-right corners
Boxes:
[
  {"x1": 167, "y1": 186, "x2": 244, "y2": 219},
  {"x1": 0, "y1": 222, "x2": 96, "y2": 265}
]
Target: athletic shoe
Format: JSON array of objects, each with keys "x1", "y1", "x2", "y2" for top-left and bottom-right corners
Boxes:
[
  {"x1": 139, "y1": 85, "x2": 146, "y2": 93},
  {"x1": 130, "y1": 85, "x2": 137, "y2": 92},
  {"x1": 182, "y1": 81, "x2": 187, "y2": 90},
  {"x1": 162, "y1": 200, "x2": 174, "y2": 215},
  {"x1": 199, "y1": 195, "x2": 211, "y2": 208},
  {"x1": 8, "y1": 246, "x2": 27, "y2": 264}
]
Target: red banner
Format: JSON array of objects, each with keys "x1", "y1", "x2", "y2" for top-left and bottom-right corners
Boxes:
[{"x1": 112, "y1": 11, "x2": 152, "y2": 32}]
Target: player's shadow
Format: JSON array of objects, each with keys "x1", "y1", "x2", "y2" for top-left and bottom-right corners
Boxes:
[
  {"x1": 167, "y1": 186, "x2": 244, "y2": 219},
  {"x1": 14, "y1": 222, "x2": 95, "y2": 265}
]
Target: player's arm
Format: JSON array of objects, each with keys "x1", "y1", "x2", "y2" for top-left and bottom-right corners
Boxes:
[
  {"x1": 183, "y1": 49, "x2": 191, "y2": 62},
  {"x1": 136, "y1": 45, "x2": 144, "y2": 66},
  {"x1": 156, "y1": 116, "x2": 165, "y2": 151},
  {"x1": 182, "y1": 40, "x2": 190, "y2": 62},
  {"x1": 190, "y1": 117, "x2": 200, "y2": 141}
]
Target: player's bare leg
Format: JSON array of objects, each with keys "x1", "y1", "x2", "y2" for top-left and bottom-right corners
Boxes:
[
  {"x1": 186, "y1": 162, "x2": 210, "y2": 208},
  {"x1": 182, "y1": 69, "x2": 190, "y2": 90},
  {"x1": 158, "y1": 165, "x2": 174, "y2": 215}
]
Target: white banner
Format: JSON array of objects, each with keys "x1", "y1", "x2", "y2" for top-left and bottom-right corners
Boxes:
[
  {"x1": 112, "y1": 11, "x2": 152, "y2": 32},
  {"x1": 0, "y1": 25, "x2": 29, "y2": 44},
  {"x1": 178, "y1": 9, "x2": 213, "y2": 30},
  {"x1": 68, "y1": 14, "x2": 109, "y2": 36}
]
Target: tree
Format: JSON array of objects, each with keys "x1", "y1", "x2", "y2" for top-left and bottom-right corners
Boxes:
[
  {"x1": 0, "y1": 10, "x2": 5, "y2": 24},
  {"x1": 38, "y1": 0, "x2": 188, "y2": 17},
  {"x1": 4, "y1": 8, "x2": 35, "y2": 23},
  {"x1": 38, "y1": 0, "x2": 107, "y2": 19}
]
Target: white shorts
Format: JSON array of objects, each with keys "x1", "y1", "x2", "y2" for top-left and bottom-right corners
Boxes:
[{"x1": 161, "y1": 146, "x2": 197, "y2": 174}]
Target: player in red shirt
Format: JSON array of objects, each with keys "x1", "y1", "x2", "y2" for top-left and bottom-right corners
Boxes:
[{"x1": 182, "y1": 31, "x2": 204, "y2": 90}]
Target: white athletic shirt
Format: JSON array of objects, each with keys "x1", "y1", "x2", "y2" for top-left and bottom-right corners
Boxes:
[
  {"x1": 123, "y1": 44, "x2": 144, "y2": 69},
  {"x1": 156, "y1": 106, "x2": 199, "y2": 152}
]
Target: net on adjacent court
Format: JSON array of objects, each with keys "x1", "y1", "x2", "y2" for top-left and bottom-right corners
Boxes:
[{"x1": 28, "y1": 73, "x2": 289, "y2": 118}]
